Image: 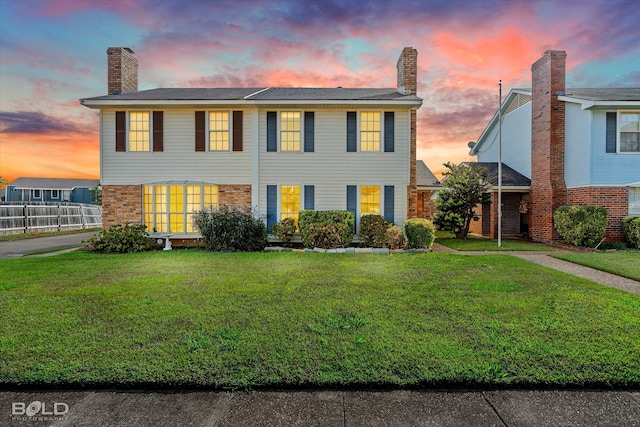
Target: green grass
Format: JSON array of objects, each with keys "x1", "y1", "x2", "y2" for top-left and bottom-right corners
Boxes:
[
  {"x1": 436, "y1": 233, "x2": 558, "y2": 251},
  {"x1": 554, "y1": 251, "x2": 640, "y2": 282},
  {"x1": 0, "y1": 228, "x2": 101, "y2": 242},
  {"x1": 1, "y1": 250, "x2": 639, "y2": 389}
]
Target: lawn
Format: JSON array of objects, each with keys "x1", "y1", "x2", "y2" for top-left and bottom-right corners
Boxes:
[
  {"x1": 1, "y1": 250, "x2": 639, "y2": 389},
  {"x1": 435, "y1": 233, "x2": 558, "y2": 252},
  {"x1": 554, "y1": 251, "x2": 640, "y2": 282}
]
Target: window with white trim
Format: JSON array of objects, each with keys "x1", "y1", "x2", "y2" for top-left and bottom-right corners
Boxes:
[
  {"x1": 209, "y1": 111, "x2": 230, "y2": 151},
  {"x1": 360, "y1": 112, "x2": 381, "y2": 151},
  {"x1": 620, "y1": 112, "x2": 640, "y2": 153},
  {"x1": 281, "y1": 112, "x2": 301, "y2": 151},
  {"x1": 281, "y1": 185, "x2": 301, "y2": 226},
  {"x1": 361, "y1": 185, "x2": 381, "y2": 215},
  {"x1": 129, "y1": 111, "x2": 150, "y2": 151},
  {"x1": 144, "y1": 184, "x2": 218, "y2": 233},
  {"x1": 51, "y1": 190, "x2": 59, "y2": 199},
  {"x1": 630, "y1": 187, "x2": 640, "y2": 216}
]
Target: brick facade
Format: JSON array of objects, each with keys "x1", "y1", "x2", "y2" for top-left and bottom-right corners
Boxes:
[
  {"x1": 398, "y1": 47, "x2": 418, "y2": 219},
  {"x1": 487, "y1": 192, "x2": 524, "y2": 238},
  {"x1": 218, "y1": 184, "x2": 252, "y2": 208},
  {"x1": 530, "y1": 50, "x2": 567, "y2": 242},
  {"x1": 107, "y1": 47, "x2": 138, "y2": 95},
  {"x1": 567, "y1": 187, "x2": 628, "y2": 241},
  {"x1": 102, "y1": 185, "x2": 143, "y2": 227}
]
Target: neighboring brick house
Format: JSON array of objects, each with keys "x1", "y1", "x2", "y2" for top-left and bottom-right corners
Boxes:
[
  {"x1": 470, "y1": 50, "x2": 640, "y2": 242},
  {"x1": 416, "y1": 160, "x2": 441, "y2": 218},
  {"x1": 4, "y1": 177, "x2": 100, "y2": 204},
  {"x1": 80, "y1": 47, "x2": 423, "y2": 236}
]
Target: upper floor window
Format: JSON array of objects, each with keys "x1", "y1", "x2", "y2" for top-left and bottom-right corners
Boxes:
[
  {"x1": 361, "y1": 185, "x2": 381, "y2": 215},
  {"x1": 360, "y1": 112, "x2": 381, "y2": 151},
  {"x1": 129, "y1": 111, "x2": 150, "y2": 151},
  {"x1": 281, "y1": 112, "x2": 301, "y2": 151},
  {"x1": 209, "y1": 112, "x2": 230, "y2": 151},
  {"x1": 620, "y1": 112, "x2": 640, "y2": 153}
]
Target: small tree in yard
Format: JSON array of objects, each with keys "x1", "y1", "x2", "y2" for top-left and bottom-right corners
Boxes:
[{"x1": 433, "y1": 162, "x2": 490, "y2": 239}]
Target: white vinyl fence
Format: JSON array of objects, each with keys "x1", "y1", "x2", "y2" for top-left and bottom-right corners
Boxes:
[{"x1": 0, "y1": 202, "x2": 102, "y2": 235}]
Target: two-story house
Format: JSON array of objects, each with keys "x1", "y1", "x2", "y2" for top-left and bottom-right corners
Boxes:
[
  {"x1": 80, "y1": 47, "x2": 423, "y2": 237},
  {"x1": 470, "y1": 50, "x2": 640, "y2": 242}
]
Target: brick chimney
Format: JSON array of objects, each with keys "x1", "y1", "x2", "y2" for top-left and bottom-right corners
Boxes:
[
  {"x1": 397, "y1": 47, "x2": 418, "y2": 219},
  {"x1": 107, "y1": 47, "x2": 138, "y2": 95},
  {"x1": 397, "y1": 47, "x2": 417, "y2": 95},
  {"x1": 530, "y1": 50, "x2": 567, "y2": 242}
]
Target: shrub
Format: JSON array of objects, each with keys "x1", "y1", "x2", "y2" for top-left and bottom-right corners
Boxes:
[
  {"x1": 384, "y1": 225, "x2": 407, "y2": 250},
  {"x1": 405, "y1": 218, "x2": 435, "y2": 249},
  {"x1": 271, "y1": 217, "x2": 296, "y2": 247},
  {"x1": 359, "y1": 215, "x2": 391, "y2": 247},
  {"x1": 85, "y1": 223, "x2": 151, "y2": 253},
  {"x1": 298, "y1": 210, "x2": 354, "y2": 249},
  {"x1": 553, "y1": 206, "x2": 607, "y2": 247},
  {"x1": 622, "y1": 216, "x2": 640, "y2": 249},
  {"x1": 193, "y1": 204, "x2": 267, "y2": 252}
]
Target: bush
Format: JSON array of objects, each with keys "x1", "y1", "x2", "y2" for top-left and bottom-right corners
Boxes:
[
  {"x1": 359, "y1": 215, "x2": 391, "y2": 247},
  {"x1": 271, "y1": 217, "x2": 296, "y2": 247},
  {"x1": 622, "y1": 216, "x2": 640, "y2": 249},
  {"x1": 298, "y1": 210, "x2": 354, "y2": 249},
  {"x1": 193, "y1": 204, "x2": 267, "y2": 252},
  {"x1": 405, "y1": 218, "x2": 435, "y2": 249},
  {"x1": 85, "y1": 223, "x2": 151, "y2": 253},
  {"x1": 554, "y1": 206, "x2": 607, "y2": 247},
  {"x1": 384, "y1": 225, "x2": 407, "y2": 250}
]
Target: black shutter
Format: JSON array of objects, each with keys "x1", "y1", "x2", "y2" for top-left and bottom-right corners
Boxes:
[
  {"x1": 347, "y1": 185, "x2": 357, "y2": 232},
  {"x1": 347, "y1": 112, "x2": 357, "y2": 152},
  {"x1": 115, "y1": 111, "x2": 126, "y2": 152},
  {"x1": 267, "y1": 112, "x2": 277, "y2": 152},
  {"x1": 153, "y1": 111, "x2": 163, "y2": 152},
  {"x1": 384, "y1": 112, "x2": 394, "y2": 152},
  {"x1": 233, "y1": 111, "x2": 243, "y2": 151},
  {"x1": 304, "y1": 185, "x2": 314, "y2": 210},
  {"x1": 195, "y1": 111, "x2": 206, "y2": 152},
  {"x1": 384, "y1": 185, "x2": 394, "y2": 223},
  {"x1": 267, "y1": 185, "x2": 277, "y2": 232},
  {"x1": 606, "y1": 112, "x2": 617, "y2": 153},
  {"x1": 304, "y1": 112, "x2": 314, "y2": 152}
]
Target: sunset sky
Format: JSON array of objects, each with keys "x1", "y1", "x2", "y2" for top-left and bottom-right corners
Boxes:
[{"x1": 1, "y1": 0, "x2": 639, "y2": 184}]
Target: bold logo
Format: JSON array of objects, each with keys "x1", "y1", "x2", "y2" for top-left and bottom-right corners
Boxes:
[{"x1": 12, "y1": 401, "x2": 69, "y2": 416}]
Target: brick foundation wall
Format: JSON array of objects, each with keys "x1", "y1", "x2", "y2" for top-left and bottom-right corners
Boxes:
[
  {"x1": 219, "y1": 184, "x2": 252, "y2": 208},
  {"x1": 530, "y1": 50, "x2": 567, "y2": 242},
  {"x1": 567, "y1": 187, "x2": 628, "y2": 241},
  {"x1": 102, "y1": 185, "x2": 143, "y2": 227}
]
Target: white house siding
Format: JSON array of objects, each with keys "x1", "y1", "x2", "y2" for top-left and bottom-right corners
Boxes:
[
  {"x1": 564, "y1": 102, "x2": 591, "y2": 187},
  {"x1": 257, "y1": 109, "x2": 410, "y2": 227},
  {"x1": 100, "y1": 108, "x2": 253, "y2": 185},
  {"x1": 477, "y1": 102, "x2": 531, "y2": 178},
  {"x1": 590, "y1": 111, "x2": 640, "y2": 185}
]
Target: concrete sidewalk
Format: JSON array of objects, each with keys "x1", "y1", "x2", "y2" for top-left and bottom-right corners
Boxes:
[
  {"x1": 431, "y1": 243, "x2": 640, "y2": 295},
  {"x1": 2, "y1": 389, "x2": 640, "y2": 426}
]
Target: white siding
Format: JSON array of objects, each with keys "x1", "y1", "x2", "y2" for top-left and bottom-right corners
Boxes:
[
  {"x1": 590, "y1": 111, "x2": 640, "y2": 185},
  {"x1": 101, "y1": 108, "x2": 252, "y2": 185},
  {"x1": 257, "y1": 109, "x2": 410, "y2": 226},
  {"x1": 477, "y1": 102, "x2": 531, "y2": 178},
  {"x1": 564, "y1": 103, "x2": 591, "y2": 186}
]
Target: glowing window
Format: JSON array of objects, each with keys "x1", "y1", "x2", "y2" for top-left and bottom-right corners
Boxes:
[
  {"x1": 281, "y1": 112, "x2": 301, "y2": 151},
  {"x1": 143, "y1": 184, "x2": 218, "y2": 233},
  {"x1": 129, "y1": 111, "x2": 150, "y2": 151},
  {"x1": 209, "y1": 112, "x2": 230, "y2": 151},
  {"x1": 281, "y1": 185, "x2": 301, "y2": 226},
  {"x1": 360, "y1": 112, "x2": 380, "y2": 151},
  {"x1": 361, "y1": 185, "x2": 380, "y2": 215}
]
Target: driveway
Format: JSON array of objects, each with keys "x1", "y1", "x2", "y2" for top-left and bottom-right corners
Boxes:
[{"x1": 0, "y1": 231, "x2": 99, "y2": 259}]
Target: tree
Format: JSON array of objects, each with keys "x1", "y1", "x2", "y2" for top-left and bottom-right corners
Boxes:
[
  {"x1": 90, "y1": 187, "x2": 102, "y2": 205},
  {"x1": 0, "y1": 176, "x2": 7, "y2": 188},
  {"x1": 433, "y1": 162, "x2": 491, "y2": 239}
]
